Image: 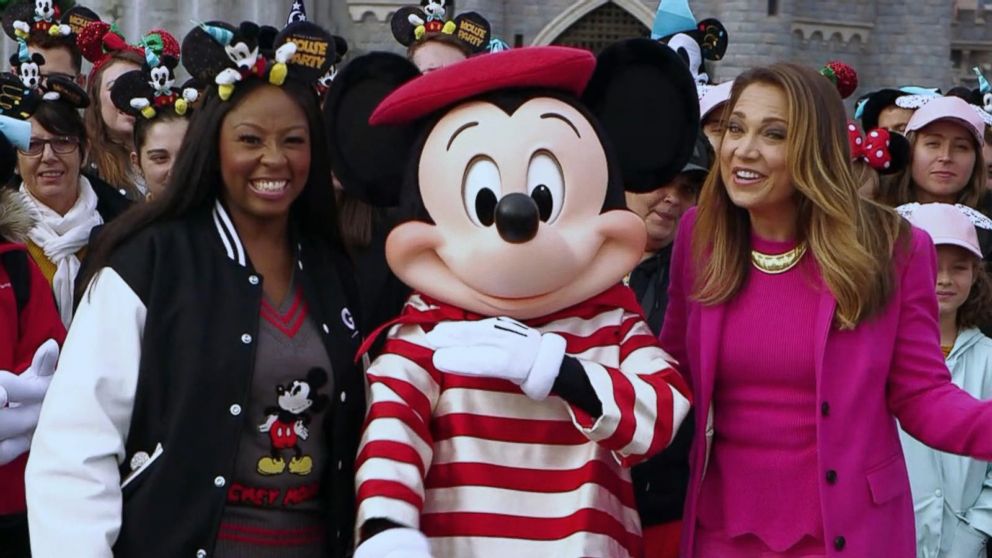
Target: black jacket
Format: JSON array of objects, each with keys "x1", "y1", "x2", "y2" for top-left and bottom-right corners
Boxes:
[
  {"x1": 628, "y1": 244, "x2": 695, "y2": 526},
  {"x1": 26, "y1": 200, "x2": 365, "y2": 557}
]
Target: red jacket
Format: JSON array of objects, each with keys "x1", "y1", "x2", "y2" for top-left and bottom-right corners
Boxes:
[{"x1": 0, "y1": 237, "x2": 66, "y2": 514}]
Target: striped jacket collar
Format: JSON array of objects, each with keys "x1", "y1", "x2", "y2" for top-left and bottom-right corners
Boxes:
[{"x1": 212, "y1": 200, "x2": 247, "y2": 267}]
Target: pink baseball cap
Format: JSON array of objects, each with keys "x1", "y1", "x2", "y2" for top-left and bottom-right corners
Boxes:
[
  {"x1": 699, "y1": 80, "x2": 734, "y2": 122},
  {"x1": 905, "y1": 96, "x2": 986, "y2": 146},
  {"x1": 906, "y1": 203, "x2": 983, "y2": 258}
]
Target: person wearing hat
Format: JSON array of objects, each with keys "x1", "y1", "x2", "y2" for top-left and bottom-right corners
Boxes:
[
  {"x1": 897, "y1": 203, "x2": 992, "y2": 558},
  {"x1": 390, "y1": 2, "x2": 497, "y2": 73},
  {"x1": 856, "y1": 86, "x2": 940, "y2": 134},
  {"x1": 661, "y1": 62, "x2": 992, "y2": 557},
  {"x1": 26, "y1": 19, "x2": 365, "y2": 558},
  {"x1": 879, "y1": 96, "x2": 992, "y2": 257},
  {"x1": 0, "y1": 114, "x2": 65, "y2": 558},
  {"x1": 699, "y1": 80, "x2": 732, "y2": 150},
  {"x1": 625, "y1": 134, "x2": 708, "y2": 558}
]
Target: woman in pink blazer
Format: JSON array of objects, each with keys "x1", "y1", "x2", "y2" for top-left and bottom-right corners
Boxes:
[{"x1": 659, "y1": 63, "x2": 992, "y2": 557}]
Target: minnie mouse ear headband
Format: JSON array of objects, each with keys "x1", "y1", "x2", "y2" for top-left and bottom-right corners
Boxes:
[
  {"x1": 846, "y1": 121, "x2": 909, "y2": 175},
  {"x1": 1, "y1": 1, "x2": 99, "y2": 41},
  {"x1": 391, "y1": 3, "x2": 493, "y2": 55},
  {"x1": 182, "y1": 20, "x2": 339, "y2": 102},
  {"x1": 110, "y1": 29, "x2": 199, "y2": 119},
  {"x1": 897, "y1": 202, "x2": 992, "y2": 259},
  {"x1": 651, "y1": 0, "x2": 728, "y2": 62},
  {"x1": 903, "y1": 95, "x2": 987, "y2": 145},
  {"x1": 854, "y1": 86, "x2": 940, "y2": 131}
]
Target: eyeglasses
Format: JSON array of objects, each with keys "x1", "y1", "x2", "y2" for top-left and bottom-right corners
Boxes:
[{"x1": 19, "y1": 136, "x2": 80, "y2": 157}]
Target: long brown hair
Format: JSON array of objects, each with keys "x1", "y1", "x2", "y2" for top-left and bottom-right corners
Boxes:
[
  {"x1": 84, "y1": 50, "x2": 145, "y2": 197},
  {"x1": 878, "y1": 129, "x2": 987, "y2": 210},
  {"x1": 692, "y1": 63, "x2": 907, "y2": 329},
  {"x1": 958, "y1": 257, "x2": 992, "y2": 329}
]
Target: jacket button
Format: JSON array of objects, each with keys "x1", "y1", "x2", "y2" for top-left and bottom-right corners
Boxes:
[
  {"x1": 821, "y1": 402, "x2": 830, "y2": 416},
  {"x1": 248, "y1": 275, "x2": 259, "y2": 285},
  {"x1": 322, "y1": 323, "x2": 329, "y2": 334},
  {"x1": 340, "y1": 391, "x2": 347, "y2": 403},
  {"x1": 241, "y1": 333, "x2": 252, "y2": 344},
  {"x1": 196, "y1": 550, "x2": 207, "y2": 558},
  {"x1": 297, "y1": 260, "x2": 303, "y2": 270},
  {"x1": 338, "y1": 460, "x2": 343, "y2": 471},
  {"x1": 834, "y1": 536, "x2": 846, "y2": 550},
  {"x1": 826, "y1": 470, "x2": 837, "y2": 484},
  {"x1": 214, "y1": 476, "x2": 226, "y2": 487},
  {"x1": 229, "y1": 404, "x2": 242, "y2": 416}
]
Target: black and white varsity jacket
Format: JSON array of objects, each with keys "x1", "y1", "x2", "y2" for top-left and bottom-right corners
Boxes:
[{"x1": 26, "y1": 200, "x2": 365, "y2": 558}]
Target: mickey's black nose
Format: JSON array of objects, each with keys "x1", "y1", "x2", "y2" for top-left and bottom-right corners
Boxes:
[{"x1": 495, "y1": 193, "x2": 539, "y2": 244}]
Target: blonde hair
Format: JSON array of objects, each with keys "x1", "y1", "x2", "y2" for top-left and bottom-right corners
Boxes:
[
  {"x1": 693, "y1": 63, "x2": 907, "y2": 329},
  {"x1": 852, "y1": 159, "x2": 881, "y2": 200},
  {"x1": 879, "y1": 128, "x2": 987, "y2": 210},
  {"x1": 84, "y1": 51, "x2": 145, "y2": 197}
]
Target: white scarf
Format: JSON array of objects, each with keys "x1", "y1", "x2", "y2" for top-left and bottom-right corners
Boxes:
[{"x1": 21, "y1": 176, "x2": 104, "y2": 326}]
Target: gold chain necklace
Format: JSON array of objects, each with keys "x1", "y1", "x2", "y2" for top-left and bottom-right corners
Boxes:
[{"x1": 751, "y1": 243, "x2": 808, "y2": 275}]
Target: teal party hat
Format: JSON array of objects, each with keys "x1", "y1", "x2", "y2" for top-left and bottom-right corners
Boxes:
[{"x1": 651, "y1": 0, "x2": 697, "y2": 40}]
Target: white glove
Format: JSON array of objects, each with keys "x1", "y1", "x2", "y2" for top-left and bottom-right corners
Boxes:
[
  {"x1": 0, "y1": 433, "x2": 31, "y2": 466},
  {"x1": 0, "y1": 340, "x2": 60, "y2": 464},
  {"x1": 0, "y1": 339, "x2": 60, "y2": 405},
  {"x1": 426, "y1": 317, "x2": 567, "y2": 400},
  {"x1": 354, "y1": 527, "x2": 432, "y2": 558}
]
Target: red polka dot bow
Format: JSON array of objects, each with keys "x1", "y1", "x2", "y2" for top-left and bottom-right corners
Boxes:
[{"x1": 847, "y1": 121, "x2": 895, "y2": 171}]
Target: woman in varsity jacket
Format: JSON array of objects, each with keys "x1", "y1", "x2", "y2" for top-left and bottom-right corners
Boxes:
[{"x1": 25, "y1": 20, "x2": 364, "y2": 558}]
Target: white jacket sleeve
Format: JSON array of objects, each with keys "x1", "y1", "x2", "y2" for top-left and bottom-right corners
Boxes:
[{"x1": 25, "y1": 268, "x2": 145, "y2": 558}]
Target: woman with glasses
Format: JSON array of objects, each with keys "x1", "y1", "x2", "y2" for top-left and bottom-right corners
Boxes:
[{"x1": 15, "y1": 97, "x2": 130, "y2": 326}]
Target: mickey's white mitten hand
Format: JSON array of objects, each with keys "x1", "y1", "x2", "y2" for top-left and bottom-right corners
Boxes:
[
  {"x1": 0, "y1": 433, "x2": 31, "y2": 466},
  {"x1": 426, "y1": 318, "x2": 567, "y2": 400},
  {"x1": 0, "y1": 339, "x2": 60, "y2": 406},
  {"x1": 354, "y1": 527, "x2": 432, "y2": 558}
]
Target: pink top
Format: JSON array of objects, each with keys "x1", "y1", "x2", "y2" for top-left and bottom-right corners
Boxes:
[{"x1": 696, "y1": 235, "x2": 824, "y2": 552}]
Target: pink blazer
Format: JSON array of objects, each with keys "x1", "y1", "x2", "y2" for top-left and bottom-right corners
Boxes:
[{"x1": 659, "y1": 208, "x2": 992, "y2": 557}]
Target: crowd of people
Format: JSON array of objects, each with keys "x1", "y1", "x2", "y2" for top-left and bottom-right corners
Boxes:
[{"x1": 2, "y1": 0, "x2": 992, "y2": 556}]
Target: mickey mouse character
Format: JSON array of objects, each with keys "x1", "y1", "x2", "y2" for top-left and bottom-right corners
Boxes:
[
  {"x1": 9, "y1": 50, "x2": 45, "y2": 90},
  {"x1": 257, "y1": 367, "x2": 329, "y2": 477},
  {"x1": 328, "y1": 39, "x2": 697, "y2": 557}
]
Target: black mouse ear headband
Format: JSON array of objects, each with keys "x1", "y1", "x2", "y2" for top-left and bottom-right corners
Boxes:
[{"x1": 182, "y1": 20, "x2": 336, "y2": 102}]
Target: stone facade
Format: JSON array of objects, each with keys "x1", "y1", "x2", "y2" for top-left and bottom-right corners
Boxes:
[{"x1": 0, "y1": 0, "x2": 982, "y2": 100}]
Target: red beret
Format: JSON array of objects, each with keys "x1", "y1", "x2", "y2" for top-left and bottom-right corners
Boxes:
[{"x1": 370, "y1": 46, "x2": 596, "y2": 126}]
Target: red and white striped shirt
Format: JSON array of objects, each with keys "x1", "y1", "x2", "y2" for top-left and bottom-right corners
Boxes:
[{"x1": 355, "y1": 285, "x2": 691, "y2": 557}]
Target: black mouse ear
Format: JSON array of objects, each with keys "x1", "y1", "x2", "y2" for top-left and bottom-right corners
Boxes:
[
  {"x1": 0, "y1": 73, "x2": 40, "y2": 119},
  {"x1": 61, "y1": 6, "x2": 102, "y2": 37},
  {"x1": 333, "y1": 36, "x2": 349, "y2": 61},
  {"x1": 45, "y1": 75, "x2": 89, "y2": 109},
  {"x1": 1, "y1": 3, "x2": 34, "y2": 41},
  {"x1": 109, "y1": 70, "x2": 151, "y2": 117},
  {"x1": 391, "y1": 7, "x2": 424, "y2": 47},
  {"x1": 31, "y1": 53, "x2": 45, "y2": 65},
  {"x1": 452, "y1": 12, "x2": 491, "y2": 54},
  {"x1": 881, "y1": 131, "x2": 911, "y2": 176},
  {"x1": 324, "y1": 52, "x2": 422, "y2": 207},
  {"x1": 306, "y1": 367, "x2": 328, "y2": 388},
  {"x1": 582, "y1": 38, "x2": 700, "y2": 193},
  {"x1": 696, "y1": 18, "x2": 728, "y2": 61}
]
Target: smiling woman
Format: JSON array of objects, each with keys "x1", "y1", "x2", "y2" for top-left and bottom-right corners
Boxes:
[
  {"x1": 660, "y1": 63, "x2": 992, "y2": 557},
  {"x1": 25, "y1": 20, "x2": 365, "y2": 558}
]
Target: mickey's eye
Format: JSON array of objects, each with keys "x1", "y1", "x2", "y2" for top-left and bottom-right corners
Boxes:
[
  {"x1": 527, "y1": 151, "x2": 564, "y2": 223},
  {"x1": 463, "y1": 156, "x2": 501, "y2": 228}
]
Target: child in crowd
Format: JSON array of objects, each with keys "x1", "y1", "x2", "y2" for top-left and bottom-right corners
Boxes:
[{"x1": 900, "y1": 202, "x2": 992, "y2": 558}]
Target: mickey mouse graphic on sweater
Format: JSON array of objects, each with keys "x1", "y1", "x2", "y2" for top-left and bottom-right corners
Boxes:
[{"x1": 257, "y1": 368, "x2": 329, "y2": 476}]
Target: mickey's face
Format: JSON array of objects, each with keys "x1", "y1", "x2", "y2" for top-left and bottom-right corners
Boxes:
[
  {"x1": 147, "y1": 65, "x2": 175, "y2": 92},
  {"x1": 19, "y1": 63, "x2": 41, "y2": 89},
  {"x1": 277, "y1": 381, "x2": 313, "y2": 415},
  {"x1": 225, "y1": 42, "x2": 259, "y2": 70},
  {"x1": 385, "y1": 97, "x2": 646, "y2": 319},
  {"x1": 35, "y1": 0, "x2": 55, "y2": 19},
  {"x1": 422, "y1": 0, "x2": 446, "y2": 18}
]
